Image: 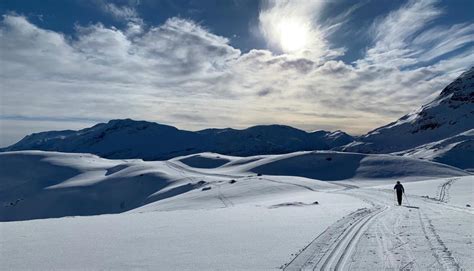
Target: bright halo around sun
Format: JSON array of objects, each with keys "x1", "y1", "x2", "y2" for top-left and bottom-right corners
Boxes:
[{"x1": 277, "y1": 19, "x2": 310, "y2": 53}]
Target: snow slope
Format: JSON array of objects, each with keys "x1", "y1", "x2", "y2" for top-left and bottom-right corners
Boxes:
[
  {"x1": 343, "y1": 67, "x2": 474, "y2": 154},
  {"x1": 0, "y1": 194, "x2": 368, "y2": 270},
  {"x1": 1, "y1": 151, "x2": 472, "y2": 270},
  {"x1": 0, "y1": 151, "x2": 202, "y2": 221},
  {"x1": 376, "y1": 176, "x2": 474, "y2": 209},
  {"x1": 401, "y1": 129, "x2": 474, "y2": 170},
  {"x1": 1, "y1": 120, "x2": 354, "y2": 160},
  {"x1": 0, "y1": 150, "x2": 469, "y2": 221}
]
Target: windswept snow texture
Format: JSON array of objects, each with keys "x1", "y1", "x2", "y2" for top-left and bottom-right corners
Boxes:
[
  {"x1": 343, "y1": 67, "x2": 474, "y2": 154},
  {"x1": 1, "y1": 120, "x2": 354, "y2": 160},
  {"x1": 0, "y1": 150, "x2": 469, "y2": 221}
]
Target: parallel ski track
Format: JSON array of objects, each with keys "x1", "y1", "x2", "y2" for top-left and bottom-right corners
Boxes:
[
  {"x1": 418, "y1": 209, "x2": 460, "y2": 271},
  {"x1": 217, "y1": 184, "x2": 234, "y2": 208},
  {"x1": 319, "y1": 206, "x2": 387, "y2": 271},
  {"x1": 283, "y1": 206, "x2": 387, "y2": 271},
  {"x1": 437, "y1": 178, "x2": 457, "y2": 203}
]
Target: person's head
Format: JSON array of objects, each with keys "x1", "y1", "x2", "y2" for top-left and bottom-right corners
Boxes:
[{"x1": 397, "y1": 181, "x2": 400, "y2": 184}]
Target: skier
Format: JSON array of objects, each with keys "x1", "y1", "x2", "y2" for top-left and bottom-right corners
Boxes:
[{"x1": 394, "y1": 181, "x2": 405, "y2": 206}]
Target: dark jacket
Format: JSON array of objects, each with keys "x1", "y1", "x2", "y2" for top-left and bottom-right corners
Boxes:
[{"x1": 394, "y1": 183, "x2": 404, "y2": 193}]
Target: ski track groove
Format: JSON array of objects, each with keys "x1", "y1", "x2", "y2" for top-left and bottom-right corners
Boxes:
[
  {"x1": 331, "y1": 206, "x2": 387, "y2": 270},
  {"x1": 217, "y1": 184, "x2": 234, "y2": 208},
  {"x1": 283, "y1": 206, "x2": 387, "y2": 271},
  {"x1": 437, "y1": 178, "x2": 457, "y2": 203},
  {"x1": 158, "y1": 161, "x2": 468, "y2": 270},
  {"x1": 283, "y1": 186, "x2": 469, "y2": 271},
  {"x1": 374, "y1": 205, "x2": 420, "y2": 270},
  {"x1": 418, "y1": 209, "x2": 461, "y2": 271}
]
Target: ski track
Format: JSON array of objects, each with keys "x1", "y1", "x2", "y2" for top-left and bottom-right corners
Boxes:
[
  {"x1": 260, "y1": 177, "x2": 317, "y2": 192},
  {"x1": 283, "y1": 186, "x2": 469, "y2": 271},
  {"x1": 418, "y1": 210, "x2": 461, "y2": 270},
  {"x1": 283, "y1": 206, "x2": 387, "y2": 271},
  {"x1": 164, "y1": 163, "x2": 469, "y2": 271},
  {"x1": 217, "y1": 184, "x2": 234, "y2": 208},
  {"x1": 437, "y1": 178, "x2": 458, "y2": 203}
]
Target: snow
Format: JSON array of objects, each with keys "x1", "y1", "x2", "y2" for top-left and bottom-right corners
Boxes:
[
  {"x1": 0, "y1": 193, "x2": 365, "y2": 270},
  {"x1": 401, "y1": 129, "x2": 474, "y2": 170},
  {"x1": 342, "y1": 67, "x2": 474, "y2": 154},
  {"x1": 1, "y1": 150, "x2": 473, "y2": 269},
  {"x1": 0, "y1": 150, "x2": 469, "y2": 222},
  {"x1": 178, "y1": 153, "x2": 232, "y2": 168},
  {"x1": 1, "y1": 120, "x2": 354, "y2": 160},
  {"x1": 376, "y1": 176, "x2": 474, "y2": 209}
]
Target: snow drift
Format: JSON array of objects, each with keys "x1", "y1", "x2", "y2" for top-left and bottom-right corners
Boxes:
[{"x1": 0, "y1": 150, "x2": 469, "y2": 221}]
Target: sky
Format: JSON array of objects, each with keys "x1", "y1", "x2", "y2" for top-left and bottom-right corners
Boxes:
[{"x1": 0, "y1": 0, "x2": 473, "y2": 147}]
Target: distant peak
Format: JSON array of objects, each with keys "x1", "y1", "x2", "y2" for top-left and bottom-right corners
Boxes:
[{"x1": 439, "y1": 67, "x2": 474, "y2": 97}]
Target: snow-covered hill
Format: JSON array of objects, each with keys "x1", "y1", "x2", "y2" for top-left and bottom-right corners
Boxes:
[
  {"x1": 343, "y1": 67, "x2": 474, "y2": 154},
  {"x1": 198, "y1": 125, "x2": 352, "y2": 156},
  {"x1": 1, "y1": 120, "x2": 354, "y2": 160},
  {"x1": 400, "y1": 129, "x2": 474, "y2": 171},
  {"x1": 1, "y1": 150, "x2": 473, "y2": 270},
  {"x1": 0, "y1": 150, "x2": 469, "y2": 221}
]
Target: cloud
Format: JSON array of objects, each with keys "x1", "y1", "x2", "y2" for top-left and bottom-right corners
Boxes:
[
  {"x1": 100, "y1": 2, "x2": 144, "y2": 35},
  {"x1": 102, "y1": 3, "x2": 139, "y2": 22},
  {"x1": 257, "y1": 0, "x2": 344, "y2": 59},
  {"x1": 359, "y1": 0, "x2": 474, "y2": 68},
  {"x1": 1, "y1": 0, "x2": 473, "y2": 146}
]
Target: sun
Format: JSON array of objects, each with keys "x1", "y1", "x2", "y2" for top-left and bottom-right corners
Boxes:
[{"x1": 277, "y1": 19, "x2": 309, "y2": 53}]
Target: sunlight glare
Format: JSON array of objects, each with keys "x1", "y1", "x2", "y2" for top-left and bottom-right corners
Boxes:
[{"x1": 277, "y1": 19, "x2": 309, "y2": 53}]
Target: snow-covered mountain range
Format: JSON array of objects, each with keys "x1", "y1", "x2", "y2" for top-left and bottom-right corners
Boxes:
[{"x1": 1, "y1": 121, "x2": 353, "y2": 160}]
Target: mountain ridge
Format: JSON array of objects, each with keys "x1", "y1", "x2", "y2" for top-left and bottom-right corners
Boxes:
[
  {"x1": 2, "y1": 119, "x2": 354, "y2": 160},
  {"x1": 342, "y1": 67, "x2": 474, "y2": 154}
]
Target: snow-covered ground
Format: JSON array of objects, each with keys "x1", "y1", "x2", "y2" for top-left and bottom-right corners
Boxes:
[
  {"x1": 400, "y1": 129, "x2": 474, "y2": 171},
  {"x1": 0, "y1": 151, "x2": 473, "y2": 270}
]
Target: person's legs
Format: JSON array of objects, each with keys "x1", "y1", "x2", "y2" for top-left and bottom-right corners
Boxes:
[{"x1": 397, "y1": 191, "x2": 403, "y2": 205}]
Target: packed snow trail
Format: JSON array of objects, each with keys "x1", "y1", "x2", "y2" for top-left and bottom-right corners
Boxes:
[{"x1": 283, "y1": 186, "x2": 469, "y2": 270}]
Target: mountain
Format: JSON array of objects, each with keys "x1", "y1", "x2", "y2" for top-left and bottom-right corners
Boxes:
[
  {"x1": 1, "y1": 120, "x2": 354, "y2": 160},
  {"x1": 400, "y1": 129, "x2": 474, "y2": 171},
  {"x1": 342, "y1": 67, "x2": 474, "y2": 154},
  {"x1": 197, "y1": 125, "x2": 352, "y2": 156},
  {"x1": 1, "y1": 119, "x2": 208, "y2": 160}
]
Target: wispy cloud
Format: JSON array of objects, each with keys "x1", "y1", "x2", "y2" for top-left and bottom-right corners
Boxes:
[
  {"x1": 100, "y1": 2, "x2": 144, "y2": 35},
  {"x1": 102, "y1": 3, "x2": 139, "y2": 21},
  {"x1": 359, "y1": 0, "x2": 474, "y2": 68}
]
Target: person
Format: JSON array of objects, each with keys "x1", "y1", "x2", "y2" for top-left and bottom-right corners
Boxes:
[{"x1": 394, "y1": 181, "x2": 405, "y2": 206}]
